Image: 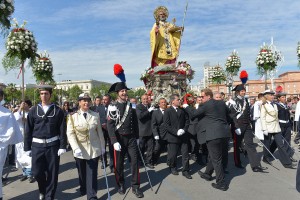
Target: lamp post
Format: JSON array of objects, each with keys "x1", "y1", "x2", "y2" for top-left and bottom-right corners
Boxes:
[{"x1": 57, "y1": 73, "x2": 62, "y2": 106}]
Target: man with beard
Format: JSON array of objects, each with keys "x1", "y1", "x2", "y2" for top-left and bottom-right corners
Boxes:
[
  {"x1": 152, "y1": 98, "x2": 168, "y2": 165},
  {"x1": 228, "y1": 84, "x2": 267, "y2": 172},
  {"x1": 150, "y1": 6, "x2": 183, "y2": 67},
  {"x1": 107, "y1": 82, "x2": 144, "y2": 198},
  {"x1": 24, "y1": 85, "x2": 67, "y2": 200},
  {"x1": 183, "y1": 89, "x2": 230, "y2": 191}
]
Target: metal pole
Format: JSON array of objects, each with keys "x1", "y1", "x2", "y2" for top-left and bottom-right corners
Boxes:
[{"x1": 99, "y1": 140, "x2": 111, "y2": 200}]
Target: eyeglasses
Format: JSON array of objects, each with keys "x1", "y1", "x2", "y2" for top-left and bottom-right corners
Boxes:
[{"x1": 200, "y1": 96, "x2": 204, "y2": 98}]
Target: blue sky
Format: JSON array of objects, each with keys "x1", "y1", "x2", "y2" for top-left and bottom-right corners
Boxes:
[{"x1": 1, "y1": 0, "x2": 300, "y2": 87}]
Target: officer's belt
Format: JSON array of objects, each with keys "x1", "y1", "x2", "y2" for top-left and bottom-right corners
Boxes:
[
  {"x1": 32, "y1": 136, "x2": 59, "y2": 144},
  {"x1": 279, "y1": 120, "x2": 289, "y2": 124}
]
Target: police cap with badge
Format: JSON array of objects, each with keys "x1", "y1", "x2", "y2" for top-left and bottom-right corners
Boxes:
[{"x1": 78, "y1": 93, "x2": 92, "y2": 101}]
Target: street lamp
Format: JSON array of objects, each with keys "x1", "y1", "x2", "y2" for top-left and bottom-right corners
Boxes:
[{"x1": 57, "y1": 73, "x2": 63, "y2": 106}]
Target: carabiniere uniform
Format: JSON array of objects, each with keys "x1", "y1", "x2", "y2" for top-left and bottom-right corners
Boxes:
[
  {"x1": 107, "y1": 100, "x2": 141, "y2": 190},
  {"x1": 24, "y1": 103, "x2": 66, "y2": 199}
]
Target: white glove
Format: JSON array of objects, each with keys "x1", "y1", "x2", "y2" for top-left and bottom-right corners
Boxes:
[
  {"x1": 154, "y1": 136, "x2": 159, "y2": 140},
  {"x1": 25, "y1": 150, "x2": 32, "y2": 157},
  {"x1": 177, "y1": 129, "x2": 185, "y2": 136},
  {"x1": 113, "y1": 142, "x2": 122, "y2": 151},
  {"x1": 136, "y1": 139, "x2": 140, "y2": 145},
  {"x1": 57, "y1": 149, "x2": 67, "y2": 156},
  {"x1": 263, "y1": 130, "x2": 268, "y2": 136},
  {"x1": 182, "y1": 104, "x2": 189, "y2": 108},
  {"x1": 235, "y1": 128, "x2": 241, "y2": 135},
  {"x1": 74, "y1": 149, "x2": 83, "y2": 157},
  {"x1": 148, "y1": 106, "x2": 155, "y2": 112}
]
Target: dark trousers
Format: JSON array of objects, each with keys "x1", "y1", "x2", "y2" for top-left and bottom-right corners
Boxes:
[
  {"x1": 139, "y1": 135, "x2": 154, "y2": 164},
  {"x1": 205, "y1": 138, "x2": 226, "y2": 184},
  {"x1": 264, "y1": 132, "x2": 292, "y2": 166},
  {"x1": 75, "y1": 157, "x2": 99, "y2": 200},
  {"x1": 233, "y1": 124, "x2": 260, "y2": 168},
  {"x1": 101, "y1": 129, "x2": 114, "y2": 169},
  {"x1": 114, "y1": 135, "x2": 140, "y2": 189},
  {"x1": 32, "y1": 145, "x2": 60, "y2": 200},
  {"x1": 167, "y1": 141, "x2": 189, "y2": 172},
  {"x1": 189, "y1": 133, "x2": 200, "y2": 158},
  {"x1": 270, "y1": 123, "x2": 292, "y2": 154},
  {"x1": 152, "y1": 139, "x2": 167, "y2": 164}
]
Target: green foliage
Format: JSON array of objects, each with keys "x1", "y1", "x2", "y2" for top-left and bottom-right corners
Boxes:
[
  {"x1": 134, "y1": 88, "x2": 146, "y2": 98},
  {"x1": 67, "y1": 85, "x2": 83, "y2": 102},
  {"x1": 4, "y1": 83, "x2": 21, "y2": 104}
]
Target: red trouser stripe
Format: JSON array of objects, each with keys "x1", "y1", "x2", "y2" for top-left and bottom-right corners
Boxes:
[{"x1": 113, "y1": 149, "x2": 119, "y2": 184}]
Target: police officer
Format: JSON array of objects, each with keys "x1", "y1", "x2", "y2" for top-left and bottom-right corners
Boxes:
[
  {"x1": 107, "y1": 82, "x2": 144, "y2": 198},
  {"x1": 229, "y1": 84, "x2": 267, "y2": 172},
  {"x1": 24, "y1": 85, "x2": 67, "y2": 200}
]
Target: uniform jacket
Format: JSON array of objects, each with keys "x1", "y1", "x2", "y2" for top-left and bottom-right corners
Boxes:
[
  {"x1": 151, "y1": 109, "x2": 166, "y2": 140},
  {"x1": 185, "y1": 99, "x2": 230, "y2": 142},
  {"x1": 107, "y1": 101, "x2": 139, "y2": 144},
  {"x1": 260, "y1": 101, "x2": 281, "y2": 134},
  {"x1": 229, "y1": 97, "x2": 251, "y2": 129},
  {"x1": 253, "y1": 100, "x2": 264, "y2": 140},
  {"x1": 67, "y1": 109, "x2": 105, "y2": 159},
  {"x1": 277, "y1": 103, "x2": 292, "y2": 126},
  {"x1": 136, "y1": 103, "x2": 153, "y2": 137},
  {"x1": 24, "y1": 104, "x2": 66, "y2": 151},
  {"x1": 98, "y1": 105, "x2": 108, "y2": 125},
  {"x1": 163, "y1": 106, "x2": 189, "y2": 143}
]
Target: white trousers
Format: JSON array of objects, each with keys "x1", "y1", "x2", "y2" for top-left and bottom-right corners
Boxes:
[{"x1": 0, "y1": 147, "x2": 8, "y2": 198}]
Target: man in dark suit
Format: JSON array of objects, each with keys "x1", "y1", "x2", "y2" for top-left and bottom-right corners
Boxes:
[
  {"x1": 183, "y1": 88, "x2": 230, "y2": 191},
  {"x1": 98, "y1": 94, "x2": 114, "y2": 172},
  {"x1": 136, "y1": 94, "x2": 155, "y2": 168},
  {"x1": 152, "y1": 98, "x2": 167, "y2": 165},
  {"x1": 163, "y1": 94, "x2": 191, "y2": 179},
  {"x1": 90, "y1": 96, "x2": 102, "y2": 112}
]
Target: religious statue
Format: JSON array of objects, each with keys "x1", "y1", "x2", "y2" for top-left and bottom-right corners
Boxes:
[{"x1": 150, "y1": 6, "x2": 183, "y2": 68}]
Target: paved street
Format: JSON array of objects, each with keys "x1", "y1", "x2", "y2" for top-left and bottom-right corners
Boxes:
[{"x1": 2, "y1": 140, "x2": 300, "y2": 200}]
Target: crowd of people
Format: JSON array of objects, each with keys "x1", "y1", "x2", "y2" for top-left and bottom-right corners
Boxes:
[{"x1": 1, "y1": 81, "x2": 300, "y2": 200}]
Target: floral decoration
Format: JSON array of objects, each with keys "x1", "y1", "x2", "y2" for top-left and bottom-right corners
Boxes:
[
  {"x1": 256, "y1": 45, "x2": 277, "y2": 73},
  {"x1": 176, "y1": 61, "x2": 195, "y2": 81},
  {"x1": 32, "y1": 51, "x2": 54, "y2": 83},
  {"x1": 0, "y1": 0, "x2": 14, "y2": 34},
  {"x1": 2, "y1": 19, "x2": 38, "y2": 71},
  {"x1": 225, "y1": 50, "x2": 241, "y2": 75},
  {"x1": 211, "y1": 66, "x2": 226, "y2": 84}
]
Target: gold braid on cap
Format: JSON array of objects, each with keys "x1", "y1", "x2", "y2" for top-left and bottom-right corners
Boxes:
[{"x1": 153, "y1": 6, "x2": 169, "y2": 20}]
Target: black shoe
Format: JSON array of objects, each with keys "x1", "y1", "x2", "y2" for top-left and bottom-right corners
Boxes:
[
  {"x1": 132, "y1": 188, "x2": 144, "y2": 198},
  {"x1": 20, "y1": 175, "x2": 28, "y2": 182},
  {"x1": 235, "y1": 164, "x2": 245, "y2": 169},
  {"x1": 170, "y1": 167, "x2": 179, "y2": 175},
  {"x1": 190, "y1": 154, "x2": 197, "y2": 161},
  {"x1": 2, "y1": 177, "x2": 8, "y2": 182},
  {"x1": 110, "y1": 167, "x2": 114, "y2": 174},
  {"x1": 118, "y1": 185, "x2": 125, "y2": 195},
  {"x1": 28, "y1": 177, "x2": 35, "y2": 183},
  {"x1": 252, "y1": 166, "x2": 268, "y2": 173},
  {"x1": 211, "y1": 182, "x2": 229, "y2": 191},
  {"x1": 283, "y1": 163, "x2": 297, "y2": 169},
  {"x1": 262, "y1": 157, "x2": 273, "y2": 166},
  {"x1": 198, "y1": 171, "x2": 213, "y2": 181},
  {"x1": 290, "y1": 157, "x2": 297, "y2": 163},
  {"x1": 146, "y1": 163, "x2": 155, "y2": 169},
  {"x1": 39, "y1": 193, "x2": 45, "y2": 200},
  {"x1": 182, "y1": 171, "x2": 192, "y2": 179}
]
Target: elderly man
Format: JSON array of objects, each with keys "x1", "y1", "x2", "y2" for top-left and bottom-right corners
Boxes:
[
  {"x1": 150, "y1": 6, "x2": 183, "y2": 67},
  {"x1": 24, "y1": 85, "x2": 67, "y2": 200},
  {"x1": 0, "y1": 89, "x2": 23, "y2": 200}
]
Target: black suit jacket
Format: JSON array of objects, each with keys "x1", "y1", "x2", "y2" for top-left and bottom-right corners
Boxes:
[
  {"x1": 187, "y1": 104, "x2": 206, "y2": 144},
  {"x1": 136, "y1": 103, "x2": 153, "y2": 137},
  {"x1": 185, "y1": 99, "x2": 230, "y2": 142},
  {"x1": 98, "y1": 105, "x2": 107, "y2": 125},
  {"x1": 151, "y1": 109, "x2": 166, "y2": 140},
  {"x1": 163, "y1": 106, "x2": 189, "y2": 143}
]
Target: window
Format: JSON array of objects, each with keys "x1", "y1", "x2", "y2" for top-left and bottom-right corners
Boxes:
[{"x1": 86, "y1": 85, "x2": 88, "y2": 89}]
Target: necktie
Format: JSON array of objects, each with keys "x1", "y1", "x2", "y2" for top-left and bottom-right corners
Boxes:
[{"x1": 83, "y1": 113, "x2": 87, "y2": 119}]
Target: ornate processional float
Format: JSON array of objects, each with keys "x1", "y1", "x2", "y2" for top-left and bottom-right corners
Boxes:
[{"x1": 140, "y1": 4, "x2": 195, "y2": 104}]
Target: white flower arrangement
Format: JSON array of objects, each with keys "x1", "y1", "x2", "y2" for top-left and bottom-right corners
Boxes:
[
  {"x1": 32, "y1": 51, "x2": 54, "y2": 83},
  {"x1": 0, "y1": 0, "x2": 14, "y2": 32},
  {"x1": 256, "y1": 45, "x2": 277, "y2": 72},
  {"x1": 225, "y1": 50, "x2": 241, "y2": 75},
  {"x1": 211, "y1": 67, "x2": 226, "y2": 84},
  {"x1": 2, "y1": 18, "x2": 38, "y2": 71}
]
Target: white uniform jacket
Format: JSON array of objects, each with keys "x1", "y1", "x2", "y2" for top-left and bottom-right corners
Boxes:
[
  {"x1": 67, "y1": 109, "x2": 105, "y2": 159},
  {"x1": 253, "y1": 100, "x2": 264, "y2": 140},
  {"x1": 260, "y1": 101, "x2": 281, "y2": 134}
]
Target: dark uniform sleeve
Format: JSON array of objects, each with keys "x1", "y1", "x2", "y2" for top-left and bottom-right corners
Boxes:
[
  {"x1": 163, "y1": 109, "x2": 177, "y2": 136},
  {"x1": 24, "y1": 108, "x2": 35, "y2": 151},
  {"x1": 184, "y1": 109, "x2": 189, "y2": 133},
  {"x1": 57, "y1": 107, "x2": 67, "y2": 149},
  {"x1": 185, "y1": 105, "x2": 205, "y2": 120},
  {"x1": 136, "y1": 104, "x2": 150, "y2": 120},
  {"x1": 229, "y1": 103, "x2": 240, "y2": 129},
  {"x1": 107, "y1": 114, "x2": 118, "y2": 145}
]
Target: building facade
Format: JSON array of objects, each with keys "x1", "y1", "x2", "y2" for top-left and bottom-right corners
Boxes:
[
  {"x1": 56, "y1": 79, "x2": 111, "y2": 94},
  {"x1": 209, "y1": 71, "x2": 300, "y2": 97}
]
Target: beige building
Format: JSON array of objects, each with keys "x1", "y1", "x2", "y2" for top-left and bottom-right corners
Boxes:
[
  {"x1": 209, "y1": 71, "x2": 300, "y2": 97},
  {"x1": 56, "y1": 79, "x2": 111, "y2": 94}
]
